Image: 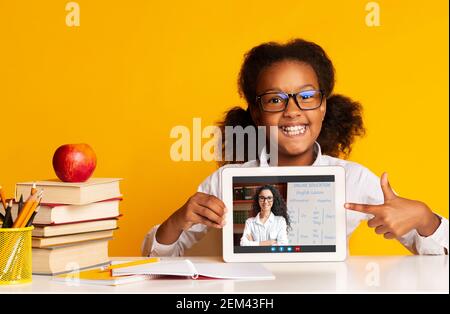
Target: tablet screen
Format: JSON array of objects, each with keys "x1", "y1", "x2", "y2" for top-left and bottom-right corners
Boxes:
[{"x1": 232, "y1": 175, "x2": 336, "y2": 254}]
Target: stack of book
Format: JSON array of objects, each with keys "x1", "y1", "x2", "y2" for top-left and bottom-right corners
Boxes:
[{"x1": 12, "y1": 178, "x2": 122, "y2": 275}]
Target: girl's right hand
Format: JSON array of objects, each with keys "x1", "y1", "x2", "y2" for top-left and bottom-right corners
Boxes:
[{"x1": 171, "y1": 192, "x2": 227, "y2": 231}]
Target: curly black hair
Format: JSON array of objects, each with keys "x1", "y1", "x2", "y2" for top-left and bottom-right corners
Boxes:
[
  {"x1": 251, "y1": 185, "x2": 291, "y2": 232},
  {"x1": 219, "y1": 38, "x2": 365, "y2": 164}
]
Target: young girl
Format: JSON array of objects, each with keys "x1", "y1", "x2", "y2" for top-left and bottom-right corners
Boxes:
[
  {"x1": 240, "y1": 185, "x2": 290, "y2": 247},
  {"x1": 142, "y1": 39, "x2": 448, "y2": 256}
]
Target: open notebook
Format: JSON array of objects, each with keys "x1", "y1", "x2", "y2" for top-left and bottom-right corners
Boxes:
[{"x1": 112, "y1": 259, "x2": 275, "y2": 280}]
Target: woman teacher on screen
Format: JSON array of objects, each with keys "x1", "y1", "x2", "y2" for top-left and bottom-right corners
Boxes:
[{"x1": 240, "y1": 185, "x2": 291, "y2": 246}]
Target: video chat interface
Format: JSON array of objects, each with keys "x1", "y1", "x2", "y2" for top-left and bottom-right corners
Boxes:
[{"x1": 232, "y1": 175, "x2": 336, "y2": 254}]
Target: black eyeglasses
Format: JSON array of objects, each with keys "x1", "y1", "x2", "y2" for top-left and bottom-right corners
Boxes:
[
  {"x1": 256, "y1": 90, "x2": 324, "y2": 112},
  {"x1": 258, "y1": 196, "x2": 273, "y2": 202}
]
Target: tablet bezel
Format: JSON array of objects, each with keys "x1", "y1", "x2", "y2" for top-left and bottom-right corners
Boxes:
[{"x1": 222, "y1": 166, "x2": 347, "y2": 262}]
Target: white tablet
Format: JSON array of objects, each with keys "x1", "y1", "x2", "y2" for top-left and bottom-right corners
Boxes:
[{"x1": 221, "y1": 166, "x2": 346, "y2": 262}]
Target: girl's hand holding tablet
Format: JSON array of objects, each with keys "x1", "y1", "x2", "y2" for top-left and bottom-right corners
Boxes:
[
  {"x1": 173, "y1": 192, "x2": 227, "y2": 230},
  {"x1": 156, "y1": 192, "x2": 227, "y2": 245}
]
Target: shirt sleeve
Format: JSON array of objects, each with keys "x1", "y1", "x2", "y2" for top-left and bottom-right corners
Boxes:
[
  {"x1": 141, "y1": 223, "x2": 208, "y2": 257},
  {"x1": 141, "y1": 168, "x2": 223, "y2": 257},
  {"x1": 141, "y1": 224, "x2": 180, "y2": 257},
  {"x1": 240, "y1": 219, "x2": 259, "y2": 246},
  {"x1": 399, "y1": 216, "x2": 449, "y2": 255},
  {"x1": 360, "y1": 167, "x2": 449, "y2": 255},
  {"x1": 344, "y1": 163, "x2": 381, "y2": 237}
]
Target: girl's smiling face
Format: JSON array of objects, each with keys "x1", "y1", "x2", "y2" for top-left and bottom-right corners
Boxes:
[{"x1": 253, "y1": 60, "x2": 326, "y2": 165}]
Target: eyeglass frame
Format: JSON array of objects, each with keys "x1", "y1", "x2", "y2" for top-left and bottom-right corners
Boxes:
[
  {"x1": 258, "y1": 196, "x2": 274, "y2": 202},
  {"x1": 255, "y1": 89, "x2": 325, "y2": 112}
]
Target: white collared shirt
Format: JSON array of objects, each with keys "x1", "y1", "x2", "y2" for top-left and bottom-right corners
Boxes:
[
  {"x1": 240, "y1": 212, "x2": 289, "y2": 246},
  {"x1": 142, "y1": 142, "x2": 449, "y2": 256}
]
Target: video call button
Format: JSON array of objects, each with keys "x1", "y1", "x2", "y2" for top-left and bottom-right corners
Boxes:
[{"x1": 268, "y1": 246, "x2": 301, "y2": 253}]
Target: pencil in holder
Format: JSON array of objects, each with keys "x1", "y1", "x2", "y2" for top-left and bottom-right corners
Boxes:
[{"x1": 0, "y1": 226, "x2": 34, "y2": 285}]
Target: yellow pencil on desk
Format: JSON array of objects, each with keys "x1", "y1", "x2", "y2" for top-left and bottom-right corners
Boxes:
[{"x1": 100, "y1": 258, "x2": 160, "y2": 272}]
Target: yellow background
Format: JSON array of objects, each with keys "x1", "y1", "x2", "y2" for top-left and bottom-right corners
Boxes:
[{"x1": 0, "y1": 0, "x2": 448, "y2": 256}]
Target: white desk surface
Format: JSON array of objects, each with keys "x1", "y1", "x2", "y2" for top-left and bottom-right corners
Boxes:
[{"x1": 1, "y1": 255, "x2": 448, "y2": 293}]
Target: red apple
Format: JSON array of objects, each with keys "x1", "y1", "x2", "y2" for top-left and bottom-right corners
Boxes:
[{"x1": 52, "y1": 143, "x2": 97, "y2": 182}]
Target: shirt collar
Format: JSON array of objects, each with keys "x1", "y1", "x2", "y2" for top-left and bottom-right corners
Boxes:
[
  {"x1": 259, "y1": 141, "x2": 323, "y2": 167},
  {"x1": 256, "y1": 211, "x2": 275, "y2": 226}
]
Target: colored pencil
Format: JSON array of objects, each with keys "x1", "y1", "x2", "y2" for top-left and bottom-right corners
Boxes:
[
  {"x1": 0, "y1": 186, "x2": 7, "y2": 210},
  {"x1": 25, "y1": 205, "x2": 40, "y2": 227},
  {"x1": 12, "y1": 192, "x2": 39, "y2": 228},
  {"x1": 3, "y1": 200, "x2": 14, "y2": 228},
  {"x1": 31, "y1": 182, "x2": 37, "y2": 195},
  {"x1": 20, "y1": 191, "x2": 43, "y2": 228},
  {"x1": 17, "y1": 194, "x2": 24, "y2": 215}
]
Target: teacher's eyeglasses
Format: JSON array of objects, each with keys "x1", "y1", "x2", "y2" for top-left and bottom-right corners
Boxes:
[{"x1": 258, "y1": 196, "x2": 273, "y2": 203}]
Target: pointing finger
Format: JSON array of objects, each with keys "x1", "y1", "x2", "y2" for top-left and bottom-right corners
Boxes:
[{"x1": 345, "y1": 203, "x2": 380, "y2": 214}]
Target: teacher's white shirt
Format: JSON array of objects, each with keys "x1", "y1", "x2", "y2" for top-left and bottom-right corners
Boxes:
[
  {"x1": 142, "y1": 142, "x2": 449, "y2": 256},
  {"x1": 240, "y1": 212, "x2": 289, "y2": 246}
]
